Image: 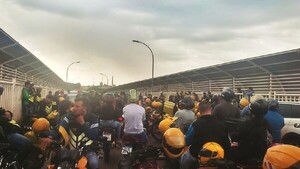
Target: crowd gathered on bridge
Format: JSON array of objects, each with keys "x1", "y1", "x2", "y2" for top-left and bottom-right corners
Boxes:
[{"x1": 0, "y1": 80, "x2": 300, "y2": 169}]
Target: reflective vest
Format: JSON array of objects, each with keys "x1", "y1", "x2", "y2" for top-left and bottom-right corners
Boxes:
[
  {"x1": 28, "y1": 95, "x2": 34, "y2": 103},
  {"x1": 45, "y1": 105, "x2": 52, "y2": 114},
  {"x1": 68, "y1": 129, "x2": 93, "y2": 150},
  {"x1": 36, "y1": 96, "x2": 42, "y2": 103},
  {"x1": 51, "y1": 101, "x2": 57, "y2": 106}
]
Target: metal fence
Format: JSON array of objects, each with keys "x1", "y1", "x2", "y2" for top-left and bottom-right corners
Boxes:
[
  {"x1": 0, "y1": 79, "x2": 58, "y2": 121},
  {"x1": 130, "y1": 73, "x2": 300, "y2": 102},
  {"x1": 0, "y1": 64, "x2": 62, "y2": 88},
  {"x1": 1, "y1": 63, "x2": 300, "y2": 121},
  {"x1": 0, "y1": 64, "x2": 61, "y2": 121}
]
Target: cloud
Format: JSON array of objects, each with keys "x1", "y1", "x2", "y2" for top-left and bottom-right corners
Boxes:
[{"x1": 1, "y1": 0, "x2": 300, "y2": 86}]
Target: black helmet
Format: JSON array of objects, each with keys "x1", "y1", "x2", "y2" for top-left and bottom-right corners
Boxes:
[
  {"x1": 179, "y1": 96, "x2": 195, "y2": 110},
  {"x1": 268, "y1": 99, "x2": 279, "y2": 111},
  {"x1": 249, "y1": 99, "x2": 269, "y2": 117},
  {"x1": 221, "y1": 88, "x2": 235, "y2": 102},
  {"x1": 102, "y1": 93, "x2": 114, "y2": 103}
]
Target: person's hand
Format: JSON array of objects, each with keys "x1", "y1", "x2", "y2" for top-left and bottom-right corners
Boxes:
[
  {"x1": 39, "y1": 137, "x2": 53, "y2": 150},
  {"x1": 76, "y1": 115, "x2": 85, "y2": 125}
]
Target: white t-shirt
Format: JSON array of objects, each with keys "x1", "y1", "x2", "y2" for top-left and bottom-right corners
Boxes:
[{"x1": 123, "y1": 103, "x2": 146, "y2": 134}]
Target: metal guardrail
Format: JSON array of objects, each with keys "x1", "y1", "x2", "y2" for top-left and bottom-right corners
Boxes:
[
  {"x1": 0, "y1": 64, "x2": 61, "y2": 121},
  {"x1": 128, "y1": 72, "x2": 300, "y2": 98},
  {"x1": 0, "y1": 64, "x2": 61, "y2": 88},
  {"x1": 274, "y1": 92, "x2": 300, "y2": 102},
  {"x1": 0, "y1": 79, "x2": 58, "y2": 121},
  {"x1": 1, "y1": 61, "x2": 300, "y2": 122}
]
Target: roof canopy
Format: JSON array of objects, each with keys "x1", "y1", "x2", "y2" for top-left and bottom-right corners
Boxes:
[
  {"x1": 110, "y1": 48, "x2": 300, "y2": 91},
  {"x1": 0, "y1": 28, "x2": 65, "y2": 88}
]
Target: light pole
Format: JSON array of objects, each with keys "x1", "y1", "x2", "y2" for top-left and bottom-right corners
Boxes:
[
  {"x1": 132, "y1": 40, "x2": 154, "y2": 93},
  {"x1": 66, "y1": 61, "x2": 80, "y2": 83},
  {"x1": 100, "y1": 73, "x2": 109, "y2": 86}
]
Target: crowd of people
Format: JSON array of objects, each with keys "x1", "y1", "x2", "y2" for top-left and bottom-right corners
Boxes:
[{"x1": 1, "y1": 80, "x2": 299, "y2": 169}]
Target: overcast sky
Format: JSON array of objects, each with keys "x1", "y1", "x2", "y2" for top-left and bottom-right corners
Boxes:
[{"x1": 1, "y1": 0, "x2": 300, "y2": 86}]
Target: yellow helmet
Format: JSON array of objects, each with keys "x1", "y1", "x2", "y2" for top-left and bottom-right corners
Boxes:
[
  {"x1": 262, "y1": 144, "x2": 300, "y2": 169},
  {"x1": 32, "y1": 118, "x2": 50, "y2": 134},
  {"x1": 239, "y1": 98, "x2": 249, "y2": 109},
  {"x1": 162, "y1": 128, "x2": 185, "y2": 159},
  {"x1": 199, "y1": 142, "x2": 224, "y2": 164},
  {"x1": 58, "y1": 96, "x2": 65, "y2": 102},
  {"x1": 158, "y1": 117, "x2": 177, "y2": 135}
]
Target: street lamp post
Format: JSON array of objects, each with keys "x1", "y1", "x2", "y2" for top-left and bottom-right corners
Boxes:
[
  {"x1": 66, "y1": 61, "x2": 80, "y2": 83},
  {"x1": 132, "y1": 40, "x2": 154, "y2": 93},
  {"x1": 100, "y1": 73, "x2": 109, "y2": 86}
]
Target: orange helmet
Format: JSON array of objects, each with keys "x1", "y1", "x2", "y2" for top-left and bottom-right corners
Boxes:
[
  {"x1": 152, "y1": 101, "x2": 162, "y2": 108},
  {"x1": 162, "y1": 128, "x2": 185, "y2": 159},
  {"x1": 32, "y1": 118, "x2": 50, "y2": 133},
  {"x1": 199, "y1": 142, "x2": 224, "y2": 164},
  {"x1": 158, "y1": 117, "x2": 178, "y2": 135},
  {"x1": 239, "y1": 98, "x2": 249, "y2": 109},
  {"x1": 263, "y1": 144, "x2": 300, "y2": 169},
  {"x1": 145, "y1": 98, "x2": 151, "y2": 104}
]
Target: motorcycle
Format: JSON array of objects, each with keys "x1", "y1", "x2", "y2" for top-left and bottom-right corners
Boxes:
[
  {"x1": 44, "y1": 135, "x2": 107, "y2": 169},
  {"x1": 118, "y1": 145, "x2": 163, "y2": 169},
  {"x1": 100, "y1": 115, "x2": 124, "y2": 163},
  {"x1": 40, "y1": 141, "x2": 80, "y2": 169},
  {"x1": 0, "y1": 142, "x2": 44, "y2": 169},
  {"x1": 147, "y1": 110, "x2": 164, "y2": 141},
  {"x1": 101, "y1": 127, "x2": 116, "y2": 163},
  {"x1": 120, "y1": 134, "x2": 145, "y2": 156},
  {"x1": 0, "y1": 143, "x2": 21, "y2": 169}
]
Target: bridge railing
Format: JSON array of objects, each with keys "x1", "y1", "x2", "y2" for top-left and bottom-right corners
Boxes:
[
  {"x1": 274, "y1": 91, "x2": 300, "y2": 102},
  {"x1": 0, "y1": 64, "x2": 61, "y2": 121}
]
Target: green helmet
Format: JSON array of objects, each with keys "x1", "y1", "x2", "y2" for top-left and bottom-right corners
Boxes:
[{"x1": 129, "y1": 89, "x2": 138, "y2": 102}]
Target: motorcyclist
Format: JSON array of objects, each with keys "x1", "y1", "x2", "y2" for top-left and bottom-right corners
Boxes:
[
  {"x1": 171, "y1": 96, "x2": 195, "y2": 134},
  {"x1": 264, "y1": 99, "x2": 284, "y2": 143},
  {"x1": 212, "y1": 87, "x2": 240, "y2": 121},
  {"x1": 0, "y1": 85, "x2": 33, "y2": 165},
  {"x1": 122, "y1": 89, "x2": 147, "y2": 145},
  {"x1": 181, "y1": 101, "x2": 230, "y2": 169},
  {"x1": 41, "y1": 97, "x2": 100, "y2": 169},
  {"x1": 98, "y1": 93, "x2": 122, "y2": 144},
  {"x1": 229, "y1": 98, "x2": 271, "y2": 164}
]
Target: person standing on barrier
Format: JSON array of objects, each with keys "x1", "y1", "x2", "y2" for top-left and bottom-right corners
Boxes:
[{"x1": 122, "y1": 89, "x2": 147, "y2": 145}]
